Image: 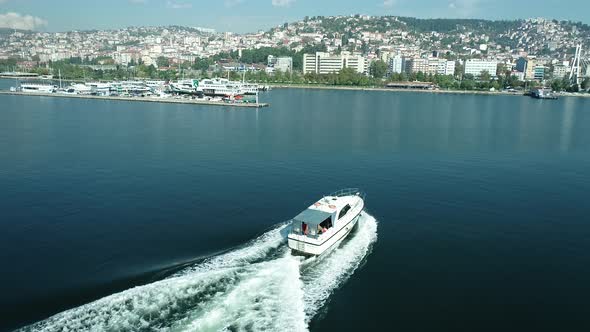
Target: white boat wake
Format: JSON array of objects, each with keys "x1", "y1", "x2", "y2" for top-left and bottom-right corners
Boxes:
[{"x1": 18, "y1": 213, "x2": 378, "y2": 332}]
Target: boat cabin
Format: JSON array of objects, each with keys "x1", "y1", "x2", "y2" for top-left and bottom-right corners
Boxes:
[{"x1": 290, "y1": 196, "x2": 354, "y2": 238}]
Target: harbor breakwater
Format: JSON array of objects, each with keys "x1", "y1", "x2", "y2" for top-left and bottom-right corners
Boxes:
[{"x1": 0, "y1": 91, "x2": 269, "y2": 108}]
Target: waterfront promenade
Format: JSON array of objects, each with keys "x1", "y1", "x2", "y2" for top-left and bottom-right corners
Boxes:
[
  {"x1": 268, "y1": 84, "x2": 590, "y2": 98},
  {"x1": 0, "y1": 91, "x2": 269, "y2": 108}
]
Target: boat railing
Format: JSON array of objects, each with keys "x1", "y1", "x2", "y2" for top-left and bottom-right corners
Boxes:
[
  {"x1": 329, "y1": 188, "x2": 365, "y2": 199},
  {"x1": 328, "y1": 188, "x2": 366, "y2": 209}
]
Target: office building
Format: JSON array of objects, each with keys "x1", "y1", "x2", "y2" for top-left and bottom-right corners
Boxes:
[
  {"x1": 303, "y1": 52, "x2": 367, "y2": 75},
  {"x1": 533, "y1": 66, "x2": 546, "y2": 81},
  {"x1": 464, "y1": 59, "x2": 498, "y2": 77},
  {"x1": 388, "y1": 55, "x2": 404, "y2": 74}
]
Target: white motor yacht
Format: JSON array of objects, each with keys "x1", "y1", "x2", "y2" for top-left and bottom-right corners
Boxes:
[
  {"x1": 288, "y1": 188, "x2": 365, "y2": 256},
  {"x1": 70, "y1": 83, "x2": 92, "y2": 95}
]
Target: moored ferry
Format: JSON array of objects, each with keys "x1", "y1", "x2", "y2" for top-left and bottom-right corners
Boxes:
[
  {"x1": 20, "y1": 83, "x2": 56, "y2": 93},
  {"x1": 240, "y1": 83, "x2": 259, "y2": 95},
  {"x1": 168, "y1": 79, "x2": 201, "y2": 95},
  {"x1": 288, "y1": 188, "x2": 365, "y2": 256},
  {"x1": 199, "y1": 78, "x2": 243, "y2": 96}
]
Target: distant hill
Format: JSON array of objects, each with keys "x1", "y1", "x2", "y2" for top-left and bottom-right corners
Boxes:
[
  {"x1": 273, "y1": 15, "x2": 590, "y2": 59},
  {"x1": 0, "y1": 28, "x2": 32, "y2": 35}
]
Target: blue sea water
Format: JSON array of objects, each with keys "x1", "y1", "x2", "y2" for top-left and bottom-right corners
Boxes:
[{"x1": 1, "y1": 81, "x2": 590, "y2": 331}]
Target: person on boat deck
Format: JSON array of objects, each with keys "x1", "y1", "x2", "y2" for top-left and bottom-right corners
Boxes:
[{"x1": 322, "y1": 226, "x2": 328, "y2": 233}]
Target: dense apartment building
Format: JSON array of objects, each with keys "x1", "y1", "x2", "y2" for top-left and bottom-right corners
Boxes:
[
  {"x1": 406, "y1": 58, "x2": 429, "y2": 74},
  {"x1": 553, "y1": 64, "x2": 569, "y2": 79},
  {"x1": 403, "y1": 57, "x2": 455, "y2": 76},
  {"x1": 464, "y1": 59, "x2": 499, "y2": 77},
  {"x1": 516, "y1": 57, "x2": 538, "y2": 80},
  {"x1": 303, "y1": 52, "x2": 368, "y2": 74}
]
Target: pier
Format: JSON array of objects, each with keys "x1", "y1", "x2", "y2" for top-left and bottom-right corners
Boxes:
[{"x1": 0, "y1": 91, "x2": 270, "y2": 108}]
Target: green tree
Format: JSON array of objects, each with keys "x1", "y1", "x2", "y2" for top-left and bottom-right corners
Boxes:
[
  {"x1": 460, "y1": 79, "x2": 475, "y2": 90},
  {"x1": 156, "y1": 56, "x2": 170, "y2": 68},
  {"x1": 551, "y1": 79, "x2": 565, "y2": 92},
  {"x1": 370, "y1": 60, "x2": 388, "y2": 79},
  {"x1": 479, "y1": 70, "x2": 491, "y2": 82},
  {"x1": 416, "y1": 71, "x2": 426, "y2": 82},
  {"x1": 566, "y1": 83, "x2": 580, "y2": 93},
  {"x1": 454, "y1": 62, "x2": 464, "y2": 78}
]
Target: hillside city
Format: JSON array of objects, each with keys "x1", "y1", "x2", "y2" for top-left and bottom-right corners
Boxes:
[{"x1": 1, "y1": 15, "x2": 589, "y2": 92}]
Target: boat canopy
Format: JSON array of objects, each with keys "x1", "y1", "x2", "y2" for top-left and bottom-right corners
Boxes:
[{"x1": 293, "y1": 209, "x2": 333, "y2": 226}]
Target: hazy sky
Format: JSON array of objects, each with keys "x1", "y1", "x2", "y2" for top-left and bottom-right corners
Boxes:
[{"x1": 0, "y1": 0, "x2": 589, "y2": 32}]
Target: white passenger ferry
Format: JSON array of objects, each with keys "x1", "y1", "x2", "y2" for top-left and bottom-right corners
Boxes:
[
  {"x1": 239, "y1": 83, "x2": 259, "y2": 95},
  {"x1": 199, "y1": 78, "x2": 243, "y2": 96},
  {"x1": 20, "y1": 83, "x2": 56, "y2": 93},
  {"x1": 288, "y1": 189, "x2": 365, "y2": 256},
  {"x1": 168, "y1": 79, "x2": 201, "y2": 95}
]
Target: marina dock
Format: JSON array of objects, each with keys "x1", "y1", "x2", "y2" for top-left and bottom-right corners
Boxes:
[{"x1": 0, "y1": 91, "x2": 270, "y2": 108}]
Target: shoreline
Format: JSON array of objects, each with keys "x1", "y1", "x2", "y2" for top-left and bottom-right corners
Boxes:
[
  {"x1": 0, "y1": 91, "x2": 269, "y2": 108},
  {"x1": 268, "y1": 84, "x2": 590, "y2": 98}
]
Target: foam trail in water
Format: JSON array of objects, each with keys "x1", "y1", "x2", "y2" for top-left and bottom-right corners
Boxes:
[
  {"x1": 17, "y1": 224, "x2": 290, "y2": 332},
  {"x1": 175, "y1": 251, "x2": 307, "y2": 332},
  {"x1": 300, "y1": 212, "x2": 378, "y2": 321},
  {"x1": 18, "y1": 214, "x2": 378, "y2": 331},
  {"x1": 174, "y1": 223, "x2": 289, "y2": 276}
]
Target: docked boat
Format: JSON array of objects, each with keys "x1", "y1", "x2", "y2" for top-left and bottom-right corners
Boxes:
[
  {"x1": 117, "y1": 81, "x2": 151, "y2": 95},
  {"x1": 288, "y1": 188, "x2": 365, "y2": 256},
  {"x1": 530, "y1": 88, "x2": 558, "y2": 100},
  {"x1": 87, "y1": 82, "x2": 112, "y2": 96},
  {"x1": 69, "y1": 83, "x2": 92, "y2": 95},
  {"x1": 199, "y1": 78, "x2": 243, "y2": 96},
  {"x1": 145, "y1": 80, "x2": 166, "y2": 89},
  {"x1": 168, "y1": 79, "x2": 202, "y2": 96},
  {"x1": 239, "y1": 83, "x2": 259, "y2": 95},
  {"x1": 20, "y1": 83, "x2": 56, "y2": 93}
]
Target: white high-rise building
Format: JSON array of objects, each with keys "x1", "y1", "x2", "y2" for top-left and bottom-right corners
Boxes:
[
  {"x1": 344, "y1": 55, "x2": 367, "y2": 74},
  {"x1": 464, "y1": 59, "x2": 499, "y2": 77},
  {"x1": 303, "y1": 53, "x2": 319, "y2": 74},
  {"x1": 303, "y1": 52, "x2": 367, "y2": 75},
  {"x1": 437, "y1": 60, "x2": 456, "y2": 76},
  {"x1": 388, "y1": 55, "x2": 404, "y2": 74}
]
